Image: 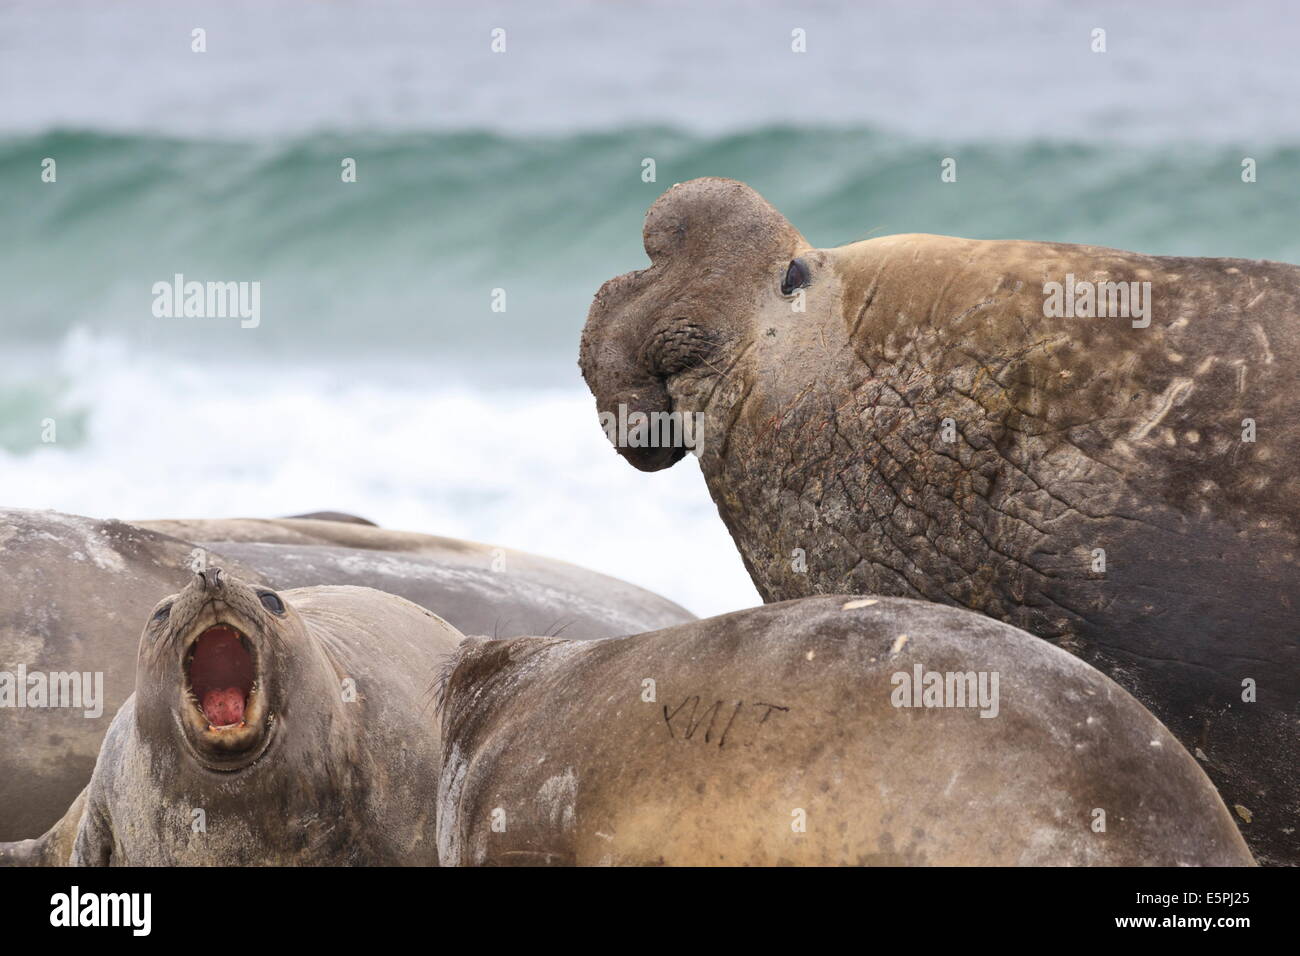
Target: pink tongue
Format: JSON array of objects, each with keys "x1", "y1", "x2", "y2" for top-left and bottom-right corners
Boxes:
[{"x1": 202, "y1": 687, "x2": 246, "y2": 727}]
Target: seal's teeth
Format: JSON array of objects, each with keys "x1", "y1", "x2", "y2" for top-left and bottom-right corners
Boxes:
[{"x1": 206, "y1": 719, "x2": 248, "y2": 732}]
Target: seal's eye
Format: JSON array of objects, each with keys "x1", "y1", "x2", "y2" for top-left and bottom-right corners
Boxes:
[
  {"x1": 780, "y1": 258, "x2": 811, "y2": 295},
  {"x1": 258, "y1": 591, "x2": 285, "y2": 615},
  {"x1": 152, "y1": 603, "x2": 172, "y2": 624}
]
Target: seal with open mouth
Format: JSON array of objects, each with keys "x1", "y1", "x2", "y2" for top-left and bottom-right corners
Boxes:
[
  {"x1": 163, "y1": 567, "x2": 281, "y2": 775},
  {"x1": 0, "y1": 508, "x2": 693, "y2": 847},
  {"x1": 9, "y1": 567, "x2": 463, "y2": 865}
]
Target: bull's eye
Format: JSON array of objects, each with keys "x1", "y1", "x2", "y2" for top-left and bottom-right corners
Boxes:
[
  {"x1": 259, "y1": 591, "x2": 285, "y2": 615},
  {"x1": 152, "y1": 602, "x2": 173, "y2": 624},
  {"x1": 780, "y1": 258, "x2": 811, "y2": 295}
]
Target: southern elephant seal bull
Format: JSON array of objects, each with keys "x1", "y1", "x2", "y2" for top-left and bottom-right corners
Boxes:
[
  {"x1": 4, "y1": 569, "x2": 463, "y2": 865},
  {"x1": 0, "y1": 509, "x2": 693, "y2": 842},
  {"x1": 434, "y1": 597, "x2": 1254, "y2": 866},
  {"x1": 579, "y1": 178, "x2": 1300, "y2": 864}
]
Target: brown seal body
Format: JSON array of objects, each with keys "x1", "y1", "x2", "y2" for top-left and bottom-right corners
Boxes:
[
  {"x1": 0, "y1": 509, "x2": 693, "y2": 842},
  {"x1": 579, "y1": 178, "x2": 1300, "y2": 863},
  {"x1": 435, "y1": 597, "x2": 1254, "y2": 866},
  {"x1": 6, "y1": 570, "x2": 462, "y2": 865}
]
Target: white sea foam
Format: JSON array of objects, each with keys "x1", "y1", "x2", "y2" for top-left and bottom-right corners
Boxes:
[
  {"x1": 0, "y1": 333, "x2": 758, "y2": 618},
  {"x1": 4, "y1": 0, "x2": 1294, "y2": 623}
]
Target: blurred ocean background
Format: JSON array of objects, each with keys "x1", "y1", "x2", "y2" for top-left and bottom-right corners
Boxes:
[{"x1": 1, "y1": 0, "x2": 1297, "y2": 616}]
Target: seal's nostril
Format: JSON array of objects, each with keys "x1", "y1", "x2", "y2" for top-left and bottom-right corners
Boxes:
[{"x1": 197, "y1": 567, "x2": 224, "y2": 591}]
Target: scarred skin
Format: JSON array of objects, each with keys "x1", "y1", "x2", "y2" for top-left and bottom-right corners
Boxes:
[
  {"x1": 4, "y1": 570, "x2": 463, "y2": 865},
  {"x1": 0, "y1": 509, "x2": 693, "y2": 843},
  {"x1": 579, "y1": 178, "x2": 1300, "y2": 864},
  {"x1": 435, "y1": 597, "x2": 1254, "y2": 866}
]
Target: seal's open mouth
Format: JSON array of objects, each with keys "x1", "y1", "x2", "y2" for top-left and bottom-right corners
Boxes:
[{"x1": 185, "y1": 625, "x2": 256, "y2": 730}]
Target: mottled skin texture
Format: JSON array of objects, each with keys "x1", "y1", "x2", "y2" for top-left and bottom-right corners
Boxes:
[
  {"x1": 134, "y1": 517, "x2": 693, "y2": 641},
  {"x1": 0, "y1": 509, "x2": 692, "y2": 842},
  {"x1": 0, "y1": 512, "x2": 270, "y2": 843},
  {"x1": 580, "y1": 179, "x2": 1300, "y2": 865},
  {"x1": 5, "y1": 571, "x2": 462, "y2": 866},
  {"x1": 436, "y1": 597, "x2": 1253, "y2": 866}
]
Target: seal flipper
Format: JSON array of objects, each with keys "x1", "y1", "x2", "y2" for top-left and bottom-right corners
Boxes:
[
  {"x1": 0, "y1": 784, "x2": 89, "y2": 866},
  {"x1": 68, "y1": 790, "x2": 113, "y2": 867}
]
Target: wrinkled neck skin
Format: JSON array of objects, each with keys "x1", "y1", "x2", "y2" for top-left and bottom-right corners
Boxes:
[
  {"x1": 675, "y1": 234, "x2": 1300, "y2": 631},
  {"x1": 88, "y1": 631, "x2": 367, "y2": 865},
  {"x1": 665, "y1": 234, "x2": 1300, "y2": 863}
]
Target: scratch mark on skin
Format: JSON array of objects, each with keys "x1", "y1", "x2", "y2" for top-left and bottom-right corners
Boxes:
[
  {"x1": 851, "y1": 243, "x2": 907, "y2": 339},
  {"x1": 943, "y1": 770, "x2": 960, "y2": 798},
  {"x1": 699, "y1": 356, "x2": 733, "y2": 381},
  {"x1": 1251, "y1": 324, "x2": 1275, "y2": 364},
  {"x1": 950, "y1": 295, "x2": 1001, "y2": 324},
  {"x1": 1129, "y1": 378, "x2": 1193, "y2": 441}
]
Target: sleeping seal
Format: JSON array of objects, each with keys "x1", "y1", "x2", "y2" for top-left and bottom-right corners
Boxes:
[
  {"x1": 435, "y1": 596, "x2": 1254, "y2": 866},
  {"x1": 0, "y1": 508, "x2": 693, "y2": 842},
  {"x1": 3, "y1": 568, "x2": 462, "y2": 865},
  {"x1": 133, "y1": 516, "x2": 692, "y2": 642},
  {"x1": 579, "y1": 177, "x2": 1300, "y2": 863}
]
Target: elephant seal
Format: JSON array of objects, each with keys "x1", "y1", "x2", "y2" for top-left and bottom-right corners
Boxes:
[
  {"x1": 579, "y1": 178, "x2": 1300, "y2": 864},
  {"x1": 0, "y1": 509, "x2": 693, "y2": 842},
  {"x1": 4, "y1": 568, "x2": 462, "y2": 865},
  {"x1": 283, "y1": 510, "x2": 378, "y2": 526},
  {"x1": 0, "y1": 511, "x2": 271, "y2": 842},
  {"x1": 133, "y1": 517, "x2": 693, "y2": 641},
  {"x1": 435, "y1": 596, "x2": 1254, "y2": 866}
]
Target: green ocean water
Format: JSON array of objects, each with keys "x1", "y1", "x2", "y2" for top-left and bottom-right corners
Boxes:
[
  {"x1": 2, "y1": 127, "x2": 1295, "y2": 358},
  {"x1": 1, "y1": 0, "x2": 1298, "y2": 617}
]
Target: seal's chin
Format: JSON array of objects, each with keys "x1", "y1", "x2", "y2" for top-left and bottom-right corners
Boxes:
[
  {"x1": 180, "y1": 623, "x2": 273, "y2": 770},
  {"x1": 618, "y1": 443, "x2": 687, "y2": 472}
]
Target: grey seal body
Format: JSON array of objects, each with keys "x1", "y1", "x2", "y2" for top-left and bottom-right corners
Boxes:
[
  {"x1": 0, "y1": 509, "x2": 693, "y2": 842},
  {"x1": 135, "y1": 516, "x2": 692, "y2": 642},
  {"x1": 10, "y1": 571, "x2": 462, "y2": 866},
  {"x1": 435, "y1": 597, "x2": 1254, "y2": 866},
  {"x1": 579, "y1": 178, "x2": 1300, "y2": 864},
  {"x1": 0, "y1": 511, "x2": 270, "y2": 843}
]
